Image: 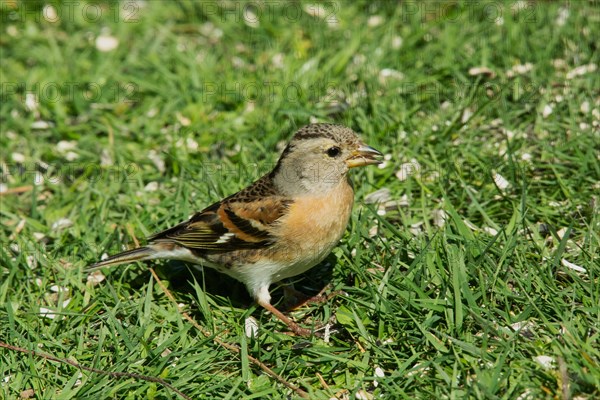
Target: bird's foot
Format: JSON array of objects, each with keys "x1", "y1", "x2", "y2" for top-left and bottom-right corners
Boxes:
[{"x1": 258, "y1": 300, "x2": 315, "y2": 337}]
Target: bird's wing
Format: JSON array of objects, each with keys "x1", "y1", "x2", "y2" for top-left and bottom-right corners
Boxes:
[{"x1": 148, "y1": 177, "x2": 291, "y2": 252}]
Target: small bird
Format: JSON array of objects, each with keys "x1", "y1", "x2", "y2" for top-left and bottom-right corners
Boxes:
[{"x1": 90, "y1": 123, "x2": 382, "y2": 336}]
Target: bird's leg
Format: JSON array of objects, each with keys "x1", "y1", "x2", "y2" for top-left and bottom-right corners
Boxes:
[{"x1": 257, "y1": 299, "x2": 313, "y2": 337}]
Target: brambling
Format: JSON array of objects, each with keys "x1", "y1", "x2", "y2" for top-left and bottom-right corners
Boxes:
[{"x1": 90, "y1": 123, "x2": 382, "y2": 336}]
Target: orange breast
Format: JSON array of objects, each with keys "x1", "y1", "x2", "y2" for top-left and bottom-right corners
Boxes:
[{"x1": 273, "y1": 179, "x2": 354, "y2": 267}]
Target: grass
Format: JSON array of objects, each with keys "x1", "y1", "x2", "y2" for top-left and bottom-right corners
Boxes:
[{"x1": 1, "y1": 0, "x2": 599, "y2": 398}]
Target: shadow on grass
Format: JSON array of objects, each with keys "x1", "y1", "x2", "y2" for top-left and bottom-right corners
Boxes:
[{"x1": 129, "y1": 254, "x2": 336, "y2": 318}]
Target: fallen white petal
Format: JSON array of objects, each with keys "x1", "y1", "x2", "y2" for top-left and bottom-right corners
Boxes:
[
  {"x1": 516, "y1": 389, "x2": 532, "y2": 400},
  {"x1": 96, "y1": 35, "x2": 119, "y2": 52},
  {"x1": 43, "y1": 5, "x2": 59, "y2": 22},
  {"x1": 245, "y1": 316, "x2": 259, "y2": 338},
  {"x1": 534, "y1": 355, "x2": 555, "y2": 369},
  {"x1": 556, "y1": 227, "x2": 568, "y2": 240},
  {"x1": 469, "y1": 66, "x2": 496, "y2": 78},
  {"x1": 483, "y1": 227, "x2": 498, "y2": 236},
  {"x1": 26, "y1": 255, "x2": 37, "y2": 269},
  {"x1": 379, "y1": 68, "x2": 404, "y2": 83},
  {"x1": 364, "y1": 188, "x2": 391, "y2": 204},
  {"x1": 50, "y1": 285, "x2": 68, "y2": 293},
  {"x1": 175, "y1": 112, "x2": 191, "y2": 127},
  {"x1": 394, "y1": 194, "x2": 410, "y2": 207},
  {"x1": 323, "y1": 323, "x2": 331, "y2": 343},
  {"x1": 65, "y1": 151, "x2": 79, "y2": 161},
  {"x1": 11, "y1": 152, "x2": 25, "y2": 162},
  {"x1": 148, "y1": 150, "x2": 165, "y2": 173},
  {"x1": 513, "y1": 62, "x2": 533, "y2": 75},
  {"x1": 368, "y1": 226, "x2": 378, "y2": 237},
  {"x1": 243, "y1": 9, "x2": 259, "y2": 28},
  {"x1": 566, "y1": 63, "x2": 597, "y2": 80},
  {"x1": 186, "y1": 137, "x2": 198, "y2": 151},
  {"x1": 355, "y1": 390, "x2": 373, "y2": 400},
  {"x1": 87, "y1": 271, "x2": 106, "y2": 285},
  {"x1": 33, "y1": 172, "x2": 44, "y2": 186},
  {"x1": 463, "y1": 219, "x2": 479, "y2": 231},
  {"x1": 561, "y1": 259, "x2": 586, "y2": 273},
  {"x1": 396, "y1": 160, "x2": 421, "y2": 181},
  {"x1": 409, "y1": 221, "x2": 424, "y2": 236},
  {"x1": 31, "y1": 120, "x2": 53, "y2": 129},
  {"x1": 461, "y1": 108, "x2": 473, "y2": 123},
  {"x1": 431, "y1": 209, "x2": 447, "y2": 227},
  {"x1": 161, "y1": 348, "x2": 172, "y2": 357},
  {"x1": 555, "y1": 7, "x2": 569, "y2": 26},
  {"x1": 368, "y1": 15, "x2": 383, "y2": 27},
  {"x1": 51, "y1": 218, "x2": 73, "y2": 231},
  {"x1": 39, "y1": 307, "x2": 57, "y2": 319},
  {"x1": 33, "y1": 232, "x2": 46, "y2": 241},
  {"x1": 144, "y1": 181, "x2": 159, "y2": 192},
  {"x1": 304, "y1": 4, "x2": 327, "y2": 18},
  {"x1": 25, "y1": 93, "x2": 39, "y2": 112},
  {"x1": 493, "y1": 172, "x2": 510, "y2": 190},
  {"x1": 510, "y1": 321, "x2": 533, "y2": 331},
  {"x1": 579, "y1": 122, "x2": 590, "y2": 130},
  {"x1": 511, "y1": 1, "x2": 528, "y2": 13},
  {"x1": 56, "y1": 140, "x2": 77, "y2": 152}
]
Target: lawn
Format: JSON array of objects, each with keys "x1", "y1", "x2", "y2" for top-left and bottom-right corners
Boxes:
[{"x1": 1, "y1": 1, "x2": 599, "y2": 399}]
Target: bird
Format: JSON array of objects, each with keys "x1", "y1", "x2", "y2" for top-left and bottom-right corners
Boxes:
[{"x1": 90, "y1": 123, "x2": 382, "y2": 336}]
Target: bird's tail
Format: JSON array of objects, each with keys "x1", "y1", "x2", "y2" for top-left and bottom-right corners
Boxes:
[{"x1": 88, "y1": 246, "x2": 157, "y2": 271}]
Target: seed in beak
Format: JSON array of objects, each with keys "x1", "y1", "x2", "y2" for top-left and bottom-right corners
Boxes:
[{"x1": 346, "y1": 144, "x2": 383, "y2": 168}]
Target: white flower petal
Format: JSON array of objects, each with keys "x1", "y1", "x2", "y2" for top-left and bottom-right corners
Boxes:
[
  {"x1": 87, "y1": 271, "x2": 106, "y2": 285},
  {"x1": 431, "y1": 209, "x2": 447, "y2": 228},
  {"x1": 245, "y1": 316, "x2": 259, "y2": 338},
  {"x1": 566, "y1": 63, "x2": 597, "y2": 80},
  {"x1": 364, "y1": 188, "x2": 391, "y2": 204},
  {"x1": 243, "y1": 9, "x2": 259, "y2": 28},
  {"x1": 534, "y1": 355, "x2": 555, "y2": 370},
  {"x1": 50, "y1": 285, "x2": 68, "y2": 293},
  {"x1": 51, "y1": 218, "x2": 73, "y2": 231},
  {"x1": 25, "y1": 93, "x2": 39, "y2": 112},
  {"x1": 368, "y1": 15, "x2": 383, "y2": 27},
  {"x1": 96, "y1": 35, "x2": 119, "y2": 52},
  {"x1": 144, "y1": 181, "x2": 158, "y2": 192},
  {"x1": 561, "y1": 259, "x2": 586, "y2": 273},
  {"x1": 31, "y1": 120, "x2": 53, "y2": 129},
  {"x1": 493, "y1": 172, "x2": 510, "y2": 190},
  {"x1": 12, "y1": 152, "x2": 25, "y2": 162},
  {"x1": 39, "y1": 307, "x2": 57, "y2": 319},
  {"x1": 57, "y1": 140, "x2": 77, "y2": 152}
]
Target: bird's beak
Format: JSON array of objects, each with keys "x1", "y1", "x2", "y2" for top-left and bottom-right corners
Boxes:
[{"x1": 346, "y1": 144, "x2": 383, "y2": 168}]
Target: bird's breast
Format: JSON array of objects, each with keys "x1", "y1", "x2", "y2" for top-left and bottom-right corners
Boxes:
[{"x1": 271, "y1": 179, "x2": 355, "y2": 276}]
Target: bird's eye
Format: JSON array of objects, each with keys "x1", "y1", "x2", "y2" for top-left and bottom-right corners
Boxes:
[{"x1": 326, "y1": 146, "x2": 341, "y2": 157}]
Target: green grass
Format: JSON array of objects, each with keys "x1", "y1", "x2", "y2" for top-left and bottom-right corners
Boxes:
[{"x1": 1, "y1": 1, "x2": 599, "y2": 398}]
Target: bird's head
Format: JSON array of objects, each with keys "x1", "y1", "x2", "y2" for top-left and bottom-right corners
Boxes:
[{"x1": 271, "y1": 124, "x2": 382, "y2": 196}]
